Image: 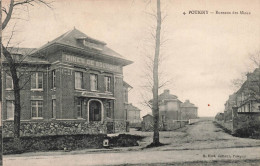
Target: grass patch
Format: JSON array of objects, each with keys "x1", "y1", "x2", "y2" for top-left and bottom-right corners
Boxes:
[{"x1": 213, "y1": 121, "x2": 232, "y2": 135}]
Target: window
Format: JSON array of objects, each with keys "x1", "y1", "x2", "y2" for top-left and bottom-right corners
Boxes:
[
  {"x1": 106, "y1": 101, "x2": 112, "y2": 118},
  {"x1": 7, "y1": 101, "x2": 14, "y2": 120},
  {"x1": 31, "y1": 101, "x2": 43, "y2": 118},
  {"x1": 76, "y1": 98, "x2": 83, "y2": 118},
  {"x1": 52, "y1": 99, "x2": 56, "y2": 118},
  {"x1": 31, "y1": 72, "x2": 43, "y2": 90},
  {"x1": 52, "y1": 70, "x2": 56, "y2": 89},
  {"x1": 161, "y1": 115, "x2": 166, "y2": 122},
  {"x1": 6, "y1": 75, "x2": 13, "y2": 90},
  {"x1": 75, "y1": 71, "x2": 83, "y2": 89},
  {"x1": 90, "y1": 74, "x2": 98, "y2": 91},
  {"x1": 104, "y1": 76, "x2": 111, "y2": 92}
]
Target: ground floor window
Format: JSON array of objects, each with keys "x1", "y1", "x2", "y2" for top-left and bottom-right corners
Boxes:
[
  {"x1": 52, "y1": 99, "x2": 56, "y2": 118},
  {"x1": 31, "y1": 100, "x2": 43, "y2": 118},
  {"x1": 106, "y1": 101, "x2": 112, "y2": 118},
  {"x1": 76, "y1": 98, "x2": 83, "y2": 118},
  {"x1": 7, "y1": 100, "x2": 14, "y2": 120},
  {"x1": 89, "y1": 100, "x2": 101, "y2": 121}
]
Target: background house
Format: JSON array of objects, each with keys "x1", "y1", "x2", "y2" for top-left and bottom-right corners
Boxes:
[
  {"x1": 180, "y1": 100, "x2": 198, "y2": 120},
  {"x1": 141, "y1": 114, "x2": 154, "y2": 132},
  {"x1": 126, "y1": 103, "x2": 142, "y2": 128},
  {"x1": 223, "y1": 93, "x2": 237, "y2": 122},
  {"x1": 157, "y1": 89, "x2": 182, "y2": 123},
  {"x1": 142, "y1": 89, "x2": 199, "y2": 131}
]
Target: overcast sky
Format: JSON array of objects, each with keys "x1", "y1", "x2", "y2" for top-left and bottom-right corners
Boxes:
[{"x1": 3, "y1": 0, "x2": 260, "y2": 117}]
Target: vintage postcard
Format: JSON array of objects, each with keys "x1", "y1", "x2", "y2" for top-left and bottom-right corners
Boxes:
[{"x1": 1, "y1": 0, "x2": 260, "y2": 165}]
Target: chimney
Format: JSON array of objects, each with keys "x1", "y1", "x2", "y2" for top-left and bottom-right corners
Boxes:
[{"x1": 185, "y1": 100, "x2": 190, "y2": 103}]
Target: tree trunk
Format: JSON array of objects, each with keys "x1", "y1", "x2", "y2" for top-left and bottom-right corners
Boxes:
[
  {"x1": 152, "y1": 0, "x2": 161, "y2": 145},
  {"x1": 3, "y1": 47, "x2": 21, "y2": 149}
]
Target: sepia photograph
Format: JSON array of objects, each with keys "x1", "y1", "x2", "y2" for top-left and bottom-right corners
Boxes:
[{"x1": 1, "y1": 0, "x2": 260, "y2": 165}]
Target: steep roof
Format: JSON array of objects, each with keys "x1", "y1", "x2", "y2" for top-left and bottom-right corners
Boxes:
[
  {"x1": 236, "y1": 68, "x2": 260, "y2": 95},
  {"x1": 180, "y1": 100, "x2": 197, "y2": 108},
  {"x1": 127, "y1": 103, "x2": 141, "y2": 111},
  {"x1": 150, "y1": 89, "x2": 181, "y2": 104},
  {"x1": 123, "y1": 81, "x2": 133, "y2": 89},
  {"x1": 159, "y1": 89, "x2": 178, "y2": 100},
  {"x1": 7, "y1": 47, "x2": 36, "y2": 55},
  {"x1": 4, "y1": 47, "x2": 50, "y2": 64},
  {"x1": 32, "y1": 28, "x2": 132, "y2": 65},
  {"x1": 142, "y1": 114, "x2": 153, "y2": 118}
]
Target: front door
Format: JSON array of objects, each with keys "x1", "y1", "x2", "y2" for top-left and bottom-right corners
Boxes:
[{"x1": 89, "y1": 100, "x2": 101, "y2": 121}]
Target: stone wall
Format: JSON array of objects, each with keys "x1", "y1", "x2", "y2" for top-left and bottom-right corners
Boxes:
[
  {"x1": 188, "y1": 119, "x2": 199, "y2": 125},
  {"x1": 162, "y1": 121, "x2": 188, "y2": 131},
  {"x1": 114, "y1": 120, "x2": 127, "y2": 133},
  {"x1": 3, "y1": 134, "x2": 106, "y2": 154},
  {"x1": 3, "y1": 120, "x2": 107, "y2": 138}
]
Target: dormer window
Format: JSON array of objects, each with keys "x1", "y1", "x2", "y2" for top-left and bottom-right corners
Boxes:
[{"x1": 76, "y1": 37, "x2": 106, "y2": 51}]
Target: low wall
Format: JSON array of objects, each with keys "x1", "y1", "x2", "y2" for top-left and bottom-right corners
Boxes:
[
  {"x1": 215, "y1": 112, "x2": 260, "y2": 137},
  {"x1": 129, "y1": 122, "x2": 142, "y2": 128},
  {"x1": 215, "y1": 120, "x2": 233, "y2": 132},
  {"x1": 162, "y1": 121, "x2": 188, "y2": 131},
  {"x1": 3, "y1": 134, "x2": 106, "y2": 154},
  {"x1": 3, "y1": 120, "x2": 107, "y2": 138},
  {"x1": 141, "y1": 121, "x2": 188, "y2": 132},
  {"x1": 188, "y1": 119, "x2": 199, "y2": 125},
  {"x1": 114, "y1": 120, "x2": 127, "y2": 133},
  {"x1": 105, "y1": 120, "x2": 128, "y2": 134}
]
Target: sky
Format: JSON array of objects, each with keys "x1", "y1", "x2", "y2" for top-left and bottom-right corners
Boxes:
[{"x1": 3, "y1": 0, "x2": 260, "y2": 117}]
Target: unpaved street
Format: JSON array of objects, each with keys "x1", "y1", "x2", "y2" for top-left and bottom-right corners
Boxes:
[{"x1": 3, "y1": 120, "x2": 260, "y2": 166}]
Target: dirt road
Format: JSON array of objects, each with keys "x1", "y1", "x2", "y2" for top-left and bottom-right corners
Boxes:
[
  {"x1": 3, "y1": 120, "x2": 260, "y2": 166},
  {"x1": 133, "y1": 119, "x2": 260, "y2": 151}
]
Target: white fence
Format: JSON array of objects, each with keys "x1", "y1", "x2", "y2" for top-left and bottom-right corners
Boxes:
[{"x1": 188, "y1": 119, "x2": 199, "y2": 125}]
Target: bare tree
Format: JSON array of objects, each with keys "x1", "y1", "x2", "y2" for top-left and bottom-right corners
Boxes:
[
  {"x1": 138, "y1": 0, "x2": 172, "y2": 146},
  {"x1": 151, "y1": 0, "x2": 161, "y2": 145},
  {"x1": 1, "y1": 0, "x2": 52, "y2": 150},
  {"x1": 232, "y1": 50, "x2": 260, "y2": 90}
]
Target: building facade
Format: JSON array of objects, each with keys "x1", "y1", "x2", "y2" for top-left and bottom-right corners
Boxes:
[
  {"x1": 180, "y1": 100, "x2": 198, "y2": 120},
  {"x1": 216, "y1": 68, "x2": 260, "y2": 136},
  {"x1": 2, "y1": 29, "x2": 133, "y2": 137},
  {"x1": 157, "y1": 89, "x2": 182, "y2": 122},
  {"x1": 126, "y1": 103, "x2": 142, "y2": 127}
]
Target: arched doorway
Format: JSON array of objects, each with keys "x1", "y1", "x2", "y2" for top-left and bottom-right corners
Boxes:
[{"x1": 88, "y1": 99, "x2": 103, "y2": 122}]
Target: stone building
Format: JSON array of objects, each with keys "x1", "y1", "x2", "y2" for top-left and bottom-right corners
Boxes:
[{"x1": 2, "y1": 28, "x2": 133, "y2": 137}]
